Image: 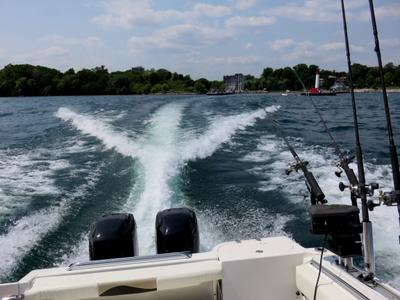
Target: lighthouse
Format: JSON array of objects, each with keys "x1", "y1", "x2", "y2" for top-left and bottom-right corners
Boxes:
[
  {"x1": 315, "y1": 68, "x2": 320, "y2": 90},
  {"x1": 301, "y1": 67, "x2": 336, "y2": 96},
  {"x1": 308, "y1": 68, "x2": 321, "y2": 94}
]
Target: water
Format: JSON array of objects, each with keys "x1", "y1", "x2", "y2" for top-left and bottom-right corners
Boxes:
[{"x1": 0, "y1": 93, "x2": 399, "y2": 287}]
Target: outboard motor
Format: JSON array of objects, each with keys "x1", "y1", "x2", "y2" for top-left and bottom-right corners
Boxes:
[
  {"x1": 156, "y1": 208, "x2": 199, "y2": 254},
  {"x1": 89, "y1": 213, "x2": 138, "y2": 260}
]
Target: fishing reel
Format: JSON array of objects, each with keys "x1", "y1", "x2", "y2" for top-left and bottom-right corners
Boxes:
[
  {"x1": 286, "y1": 161, "x2": 308, "y2": 175},
  {"x1": 367, "y1": 190, "x2": 399, "y2": 211},
  {"x1": 379, "y1": 190, "x2": 399, "y2": 206},
  {"x1": 339, "y1": 182, "x2": 379, "y2": 198}
]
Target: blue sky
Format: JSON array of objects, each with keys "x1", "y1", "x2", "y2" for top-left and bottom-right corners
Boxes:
[{"x1": 0, "y1": 0, "x2": 399, "y2": 79}]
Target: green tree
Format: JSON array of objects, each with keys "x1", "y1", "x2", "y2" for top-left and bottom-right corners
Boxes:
[{"x1": 194, "y1": 80, "x2": 207, "y2": 94}]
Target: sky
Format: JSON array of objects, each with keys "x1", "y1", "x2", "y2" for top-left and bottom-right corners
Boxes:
[{"x1": 0, "y1": 0, "x2": 399, "y2": 80}]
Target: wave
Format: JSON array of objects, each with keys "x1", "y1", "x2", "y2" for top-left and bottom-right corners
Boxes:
[
  {"x1": 0, "y1": 148, "x2": 72, "y2": 216},
  {"x1": 0, "y1": 200, "x2": 68, "y2": 277},
  {"x1": 181, "y1": 105, "x2": 280, "y2": 161},
  {"x1": 197, "y1": 208, "x2": 292, "y2": 252},
  {"x1": 0, "y1": 141, "x2": 100, "y2": 279},
  {"x1": 56, "y1": 108, "x2": 142, "y2": 158},
  {"x1": 0, "y1": 112, "x2": 14, "y2": 118},
  {"x1": 244, "y1": 134, "x2": 400, "y2": 286},
  {"x1": 127, "y1": 103, "x2": 186, "y2": 253},
  {"x1": 0, "y1": 171, "x2": 99, "y2": 278},
  {"x1": 58, "y1": 104, "x2": 280, "y2": 258}
]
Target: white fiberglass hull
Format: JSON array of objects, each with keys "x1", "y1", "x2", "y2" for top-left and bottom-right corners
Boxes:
[{"x1": 1, "y1": 236, "x2": 399, "y2": 300}]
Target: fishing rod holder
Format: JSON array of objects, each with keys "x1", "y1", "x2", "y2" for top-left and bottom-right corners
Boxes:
[
  {"x1": 335, "y1": 156, "x2": 355, "y2": 178},
  {"x1": 286, "y1": 161, "x2": 308, "y2": 175}
]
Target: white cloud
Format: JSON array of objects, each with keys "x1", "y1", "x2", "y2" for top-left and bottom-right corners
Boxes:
[
  {"x1": 318, "y1": 42, "x2": 344, "y2": 51},
  {"x1": 269, "y1": 39, "x2": 295, "y2": 50},
  {"x1": 93, "y1": 0, "x2": 184, "y2": 28},
  {"x1": 234, "y1": 0, "x2": 257, "y2": 11},
  {"x1": 283, "y1": 41, "x2": 314, "y2": 60},
  {"x1": 318, "y1": 42, "x2": 366, "y2": 53},
  {"x1": 225, "y1": 16, "x2": 276, "y2": 28},
  {"x1": 269, "y1": 38, "x2": 367, "y2": 63},
  {"x1": 245, "y1": 42, "x2": 253, "y2": 49},
  {"x1": 195, "y1": 55, "x2": 260, "y2": 65},
  {"x1": 9, "y1": 47, "x2": 68, "y2": 64},
  {"x1": 39, "y1": 35, "x2": 102, "y2": 47},
  {"x1": 192, "y1": 3, "x2": 231, "y2": 18},
  {"x1": 380, "y1": 38, "x2": 400, "y2": 48},
  {"x1": 266, "y1": 1, "x2": 337, "y2": 22},
  {"x1": 265, "y1": 0, "x2": 367, "y2": 22},
  {"x1": 266, "y1": 0, "x2": 398, "y2": 24},
  {"x1": 93, "y1": 0, "x2": 231, "y2": 29},
  {"x1": 128, "y1": 24, "x2": 233, "y2": 53},
  {"x1": 357, "y1": 4, "x2": 400, "y2": 21}
]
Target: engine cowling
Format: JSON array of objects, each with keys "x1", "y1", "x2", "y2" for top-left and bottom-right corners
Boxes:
[
  {"x1": 89, "y1": 213, "x2": 138, "y2": 260},
  {"x1": 155, "y1": 208, "x2": 199, "y2": 254}
]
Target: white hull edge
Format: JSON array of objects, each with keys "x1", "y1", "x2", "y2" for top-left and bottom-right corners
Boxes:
[{"x1": 1, "y1": 236, "x2": 399, "y2": 300}]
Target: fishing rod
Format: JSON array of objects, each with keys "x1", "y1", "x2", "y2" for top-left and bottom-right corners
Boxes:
[
  {"x1": 311, "y1": 100, "x2": 360, "y2": 204},
  {"x1": 340, "y1": 0, "x2": 375, "y2": 276},
  {"x1": 272, "y1": 119, "x2": 327, "y2": 205},
  {"x1": 291, "y1": 67, "x2": 360, "y2": 206},
  {"x1": 366, "y1": 0, "x2": 400, "y2": 221}
]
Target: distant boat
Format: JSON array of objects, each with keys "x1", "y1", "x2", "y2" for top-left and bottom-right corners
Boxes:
[
  {"x1": 301, "y1": 91, "x2": 337, "y2": 96},
  {"x1": 333, "y1": 90, "x2": 350, "y2": 94},
  {"x1": 206, "y1": 91, "x2": 235, "y2": 96}
]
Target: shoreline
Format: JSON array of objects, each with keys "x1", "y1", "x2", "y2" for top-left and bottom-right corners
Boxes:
[
  {"x1": 354, "y1": 88, "x2": 400, "y2": 93},
  {"x1": 1, "y1": 89, "x2": 399, "y2": 98}
]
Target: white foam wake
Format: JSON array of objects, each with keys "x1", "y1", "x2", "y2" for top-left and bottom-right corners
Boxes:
[
  {"x1": 182, "y1": 105, "x2": 280, "y2": 161},
  {"x1": 0, "y1": 167, "x2": 99, "y2": 278},
  {"x1": 0, "y1": 150, "x2": 64, "y2": 215},
  {"x1": 58, "y1": 104, "x2": 280, "y2": 258},
  {"x1": 244, "y1": 134, "x2": 400, "y2": 286},
  {"x1": 128, "y1": 103, "x2": 185, "y2": 253},
  {"x1": 0, "y1": 142, "x2": 100, "y2": 278},
  {"x1": 56, "y1": 108, "x2": 142, "y2": 157},
  {"x1": 0, "y1": 201, "x2": 68, "y2": 277},
  {"x1": 197, "y1": 208, "x2": 292, "y2": 252}
]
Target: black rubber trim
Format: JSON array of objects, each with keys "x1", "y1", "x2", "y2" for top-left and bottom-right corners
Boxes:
[{"x1": 100, "y1": 285, "x2": 157, "y2": 296}]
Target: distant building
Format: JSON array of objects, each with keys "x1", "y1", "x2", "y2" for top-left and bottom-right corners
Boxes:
[
  {"x1": 223, "y1": 73, "x2": 245, "y2": 92},
  {"x1": 331, "y1": 82, "x2": 347, "y2": 92},
  {"x1": 336, "y1": 76, "x2": 347, "y2": 84}
]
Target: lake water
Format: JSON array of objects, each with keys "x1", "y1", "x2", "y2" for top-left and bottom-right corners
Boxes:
[{"x1": 0, "y1": 93, "x2": 399, "y2": 286}]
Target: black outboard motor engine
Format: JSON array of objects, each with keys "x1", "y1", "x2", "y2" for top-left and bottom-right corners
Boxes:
[
  {"x1": 156, "y1": 208, "x2": 199, "y2": 254},
  {"x1": 89, "y1": 213, "x2": 138, "y2": 260}
]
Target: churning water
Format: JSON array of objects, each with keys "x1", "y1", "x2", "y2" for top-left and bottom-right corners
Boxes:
[{"x1": 0, "y1": 93, "x2": 399, "y2": 286}]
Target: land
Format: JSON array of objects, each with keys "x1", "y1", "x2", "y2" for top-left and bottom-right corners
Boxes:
[
  {"x1": 0, "y1": 63, "x2": 399, "y2": 97},
  {"x1": 354, "y1": 88, "x2": 400, "y2": 93}
]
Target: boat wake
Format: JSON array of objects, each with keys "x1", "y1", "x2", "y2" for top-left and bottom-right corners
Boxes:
[
  {"x1": 56, "y1": 103, "x2": 280, "y2": 258},
  {"x1": 0, "y1": 144, "x2": 100, "y2": 279},
  {"x1": 244, "y1": 134, "x2": 400, "y2": 287}
]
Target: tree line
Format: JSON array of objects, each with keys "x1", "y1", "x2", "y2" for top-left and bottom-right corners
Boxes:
[
  {"x1": 248, "y1": 63, "x2": 400, "y2": 91},
  {"x1": 0, "y1": 62, "x2": 399, "y2": 97},
  {"x1": 0, "y1": 64, "x2": 223, "y2": 97}
]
